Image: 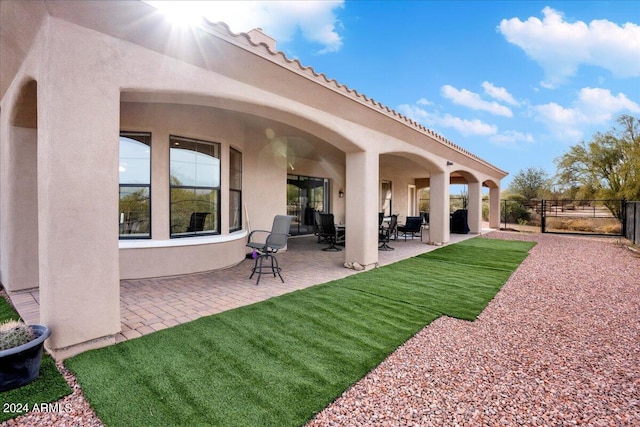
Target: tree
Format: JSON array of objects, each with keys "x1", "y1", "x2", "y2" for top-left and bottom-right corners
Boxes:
[
  {"x1": 554, "y1": 114, "x2": 640, "y2": 217},
  {"x1": 508, "y1": 167, "x2": 550, "y2": 200}
]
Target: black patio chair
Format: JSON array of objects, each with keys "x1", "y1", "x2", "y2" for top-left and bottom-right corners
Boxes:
[
  {"x1": 246, "y1": 215, "x2": 294, "y2": 285},
  {"x1": 318, "y1": 213, "x2": 345, "y2": 251},
  {"x1": 397, "y1": 216, "x2": 423, "y2": 241},
  {"x1": 379, "y1": 214, "x2": 397, "y2": 251},
  {"x1": 186, "y1": 212, "x2": 210, "y2": 232},
  {"x1": 314, "y1": 211, "x2": 329, "y2": 244},
  {"x1": 422, "y1": 212, "x2": 430, "y2": 227}
]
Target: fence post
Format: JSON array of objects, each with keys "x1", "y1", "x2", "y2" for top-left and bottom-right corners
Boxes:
[
  {"x1": 622, "y1": 200, "x2": 626, "y2": 239},
  {"x1": 633, "y1": 202, "x2": 638, "y2": 245},
  {"x1": 502, "y1": 199, "x2": 507, "y2": 230}
]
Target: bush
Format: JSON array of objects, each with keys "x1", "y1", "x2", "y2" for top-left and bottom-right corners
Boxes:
[{"x1": 545, "y1": 217, "x2": 622, "y2": 234}]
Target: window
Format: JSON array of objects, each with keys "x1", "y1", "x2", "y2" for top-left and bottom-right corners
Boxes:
[
  {"x1": 119, "y1": 132, "x2": 151, "y2": 239},
  {"x1": 380, "y1": 180, "x2": 392, "y2": 216},
  {"x1": 229, "y1": 148, "x2": 242, "y2": 232},
  {"x1": 170, "y1": 135, "x2": 220, "y2": 237},
  {"x1": 408, "y1": 185, "x2": 417, "y2": 216},
  {"x1": 286, "y1": 175, "x2": 330, "y2": 235}
]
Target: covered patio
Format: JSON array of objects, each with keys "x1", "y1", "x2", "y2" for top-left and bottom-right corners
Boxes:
[
  {"x1": 2, "y1": 1, "x2": 506, "y2": 358},
  {"x1": 9, "y1": 230, "x2": 484, "y2": 344}
]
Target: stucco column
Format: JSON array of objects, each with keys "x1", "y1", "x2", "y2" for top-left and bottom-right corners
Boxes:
[
  {"x1": 38, "y1": 57, "x2": 121, "y2": 357},
  {"x1": 467, "y1": 181, "x2": 482, "y2": 234},
  {"x1": 345, "y1": 150, "x2": 379, "y2": 270},
  {"x1": 489, "y1": 186, "x2": 501, "y2": 228},
  {"x1": 1, "y1": 125, "x2": 39, "y2": 291},
  {"x1": 428, "y1": 171, "x2": 450, "y2": 244}
]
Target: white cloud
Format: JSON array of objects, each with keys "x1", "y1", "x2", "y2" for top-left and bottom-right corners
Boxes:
[
  {"x1": 534, "y1": 87, "x2": 640, "y2": 140},
  {"x1": 482, "y1": 82, "x2": 520, "y2": 106},
  {"x1": 416, "y1": 98, "x2": 433, "y2": 106},
  {"x1": 439, "y1": 114, "x2": 498, "y2": 136},
  {"x1": 489, "y1": 130, "x2": 534, "y2": 148},
  {"x1": 398, "y1": 100, "x2": 536, "y2": 149},
  {"x1": 397, "y1": 103, "x2": 497, "y2": 137},
  {"x1": 147, "y1": 1, "x2": 344, "y2": 54},
  {"x1": 498, "y1": 7, "x2": 640, "y2": 88},
  {"x1": 441, "y1": 85, "x2": 513, "y2": 117},
  {"x1": 397, "y1": 103, "x2": 437, "y2": 126}
]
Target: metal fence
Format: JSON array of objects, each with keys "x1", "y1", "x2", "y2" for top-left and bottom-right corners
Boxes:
[
  {"x1": 500, "y1": 199, "x2": 628, "y2": 237},
  {"x1": 501, "y1": 199, "x2": 542, "y2": 232},
  {"x1": 541, "y1": 199, "x2": 624, "y2": 236},
  {"x1": 625, "y1": 201, "x2": 640, "y2": 245}
]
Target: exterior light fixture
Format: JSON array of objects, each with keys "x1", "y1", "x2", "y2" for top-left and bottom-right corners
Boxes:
[
  {"x1": 338, "y1": 189, "x2": 345, "y2": 198},
  {"x1": 446, "y1": 161, "x2": 454, "y2": 166}
]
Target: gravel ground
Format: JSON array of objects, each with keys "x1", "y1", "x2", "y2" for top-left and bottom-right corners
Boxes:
[
  {"x1": 308, "y1": 232, "x2": 640, "y2": 426},
  {"x1": 3, "y1": 232, "x2": 638, "y2": 426}
]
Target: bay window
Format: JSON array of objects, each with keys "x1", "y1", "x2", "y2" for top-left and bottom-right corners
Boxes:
[
  {"x1": 119, "y1": 132, "x2": 151, "y2": 239},
  {"x1": 229, "y1": 148, "x2": 242, "y2": 232},
  {"x1": 170, "y1": 135, "x2": 220, "y2": 237}
]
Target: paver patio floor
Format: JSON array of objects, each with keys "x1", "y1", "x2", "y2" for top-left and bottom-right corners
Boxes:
[{"x1": 9, "y1": 230, "x2": 482, "y2": 344}]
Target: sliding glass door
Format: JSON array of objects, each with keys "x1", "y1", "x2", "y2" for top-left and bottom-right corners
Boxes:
[{"x1": 287, "y1": 175, "x2": 330, "y2": 235}]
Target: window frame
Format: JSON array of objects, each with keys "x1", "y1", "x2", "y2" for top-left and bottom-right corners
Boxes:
[
  {"x1": 229, "y1": 147, "x2": 243, "y2": 232},
  {"x1": 380, "y1": 180, "x2": 393, "y2": 216},
  {"x1": 119, "y1": 131, "x2": 152, "y2": 240},
  {"x1": 169, "y1": 135, "x2": 221, "y2": 238}
]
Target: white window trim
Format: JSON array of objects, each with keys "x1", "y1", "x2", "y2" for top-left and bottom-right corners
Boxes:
[{"x1": 119, "y1": 230, "x2": 247, "y2": 249}]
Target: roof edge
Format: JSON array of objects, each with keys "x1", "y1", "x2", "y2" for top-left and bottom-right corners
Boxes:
[{"x1": 199, "y1": 19, "x2": 507, "y2": 177}]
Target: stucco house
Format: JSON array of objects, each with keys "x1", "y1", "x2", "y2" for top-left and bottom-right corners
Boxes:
[{"x1": 0, "y1": 0, "x2": 506, "y2": 358}]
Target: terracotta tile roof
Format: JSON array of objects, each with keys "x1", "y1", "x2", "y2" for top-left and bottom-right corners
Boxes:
[{"x1": 201, "y1": 19, "x2": 506, "y2": 176}]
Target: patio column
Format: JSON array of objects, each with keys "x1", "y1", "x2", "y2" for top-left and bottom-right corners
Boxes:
[
  {"x1": 345, "y1": 150, "x2": 379, "y2": 270},
  {"x1": 429, "y1": 171, "x2": 450, "y2": 244},
  {"x1": 489, "y1": 186, "x2": 501, "y2": 228},
  {"x1": 467, "y1": 181, "x2": 483, "y2": 233},
  {"x1": 37, "y1": 46, "x2": 121, "y2": 358}
]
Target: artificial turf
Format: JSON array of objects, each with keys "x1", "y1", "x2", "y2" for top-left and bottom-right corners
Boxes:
[
  {"x1": 0, "y1": 294, "x2": 72, "y2": 422},
  {"x1": 66, "y1": 237, "x2": 535, "y2": 427}
]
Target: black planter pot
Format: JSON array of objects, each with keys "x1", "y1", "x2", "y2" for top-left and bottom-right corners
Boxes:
[{"x1": 0, "y1": 325, "x2": 51, "y2": 392}]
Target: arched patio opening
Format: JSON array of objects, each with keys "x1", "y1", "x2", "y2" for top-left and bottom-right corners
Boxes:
[
  {"x1": 117, "y1": 93, "x2": 353, "y2": 279},
  {"x1": 3, "y1": 79, "x2": 39, "y2": 293}
]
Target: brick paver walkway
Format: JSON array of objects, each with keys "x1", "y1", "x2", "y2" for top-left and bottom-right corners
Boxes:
[{"x1": 9, "y1": 230, "x2": 480, "y2": 344}]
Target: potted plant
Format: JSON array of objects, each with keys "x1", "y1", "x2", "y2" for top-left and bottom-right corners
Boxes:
[{"x1": 0, "y1": 320, "x2": 51, "y2": 391}]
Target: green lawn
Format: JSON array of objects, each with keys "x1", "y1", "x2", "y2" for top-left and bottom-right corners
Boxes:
[
  {"x1": 66, "y1": 237, "x2": 535, "y2": 427},
  {"x1": 0, "y1": 295, "x2": 72, "y2": 423}
]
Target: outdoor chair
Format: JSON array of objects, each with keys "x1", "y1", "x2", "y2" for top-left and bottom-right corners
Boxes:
[
  {"x1": 318, "y1": 213, "x2": 345, "y2": 251},
  {"x1": 379, "y1": 214, "x2": 397, "y2": 251},
  {"x1": 422, "y1": 212, "x2": 430, "y2": 229},
  {"x1": 397, "y1": 216, "x2": 423, "y2": 241},
  {"x1": 314, "y1": 211, "x2": 329, "y2": 244},
  {"x1": 186, "y1": 212, "x2": 210, "y2": 232},
  {"x1": 246, "y1": 215, "x2": 294, "y2": 285}
]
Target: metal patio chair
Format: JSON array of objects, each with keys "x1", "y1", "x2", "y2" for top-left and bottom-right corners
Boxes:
[
  {"x1": 379, "y1": 214, "x2": 398, "y2": 251},
  {"x1": 397, "y1": 216, "x2": 423, "y2": 240},
  {"x1": 318, "y1": 213, "x2": 345, "y2": 251},
  {"x1": 246, "y1": 215, "x2": 294, "y2": 285}
]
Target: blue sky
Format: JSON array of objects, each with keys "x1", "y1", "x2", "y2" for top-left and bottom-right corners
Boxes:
[{"x1": 149, "y1": 1, "x2": 640, "y2": 188}]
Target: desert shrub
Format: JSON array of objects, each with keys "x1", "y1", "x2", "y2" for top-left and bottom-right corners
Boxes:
[{"x1": 545, "y1": 217, "x2": 622, "y2": 234}]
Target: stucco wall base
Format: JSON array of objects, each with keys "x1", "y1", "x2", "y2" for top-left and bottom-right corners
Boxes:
[
  {"x1": 46, "y1": 334, "x2": 116, "y2": 361},
  {"x1": 119, "y1": 233, "x2": 248, "y2": 280}
]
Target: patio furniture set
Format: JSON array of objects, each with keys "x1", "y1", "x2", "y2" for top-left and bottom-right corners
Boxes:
[{"x1": 245, "y1": 212, "x2": 430, "y2": 285}]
